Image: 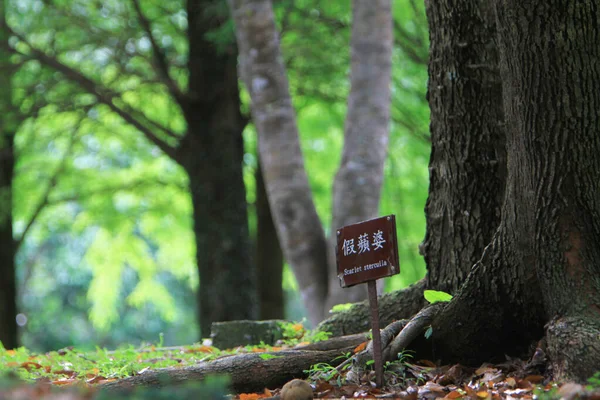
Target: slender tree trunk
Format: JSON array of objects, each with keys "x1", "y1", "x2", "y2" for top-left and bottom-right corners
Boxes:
[
  {"x1": 255, "y1": 156, "x2": 284, "y2": 320},
  {"x1": 421, "y1": 0, "x2": 505, "y2": 294},
  {"x1": 325, "y1": 0, "x2": 393, "y2": 311},
  {"x1": 181, "y1": 0, "x2": 257, "y2": 337},
  {"x1": 229, "y1": 0, "x2": 329, "y2": 326},
  {"x1": 230, "y1": 0, "x2": 396, "y2": 324},
  {"x1": 494, "y1": 0, "x2": 600, "y2": 381},
  {"x1": 0, "y1": 0, "x2": 17, "y2": 350}
]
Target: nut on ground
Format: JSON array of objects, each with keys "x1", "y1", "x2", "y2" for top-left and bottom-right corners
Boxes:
[{"x1": 280, "y1": 379, "x2": 313, "y2": 400}]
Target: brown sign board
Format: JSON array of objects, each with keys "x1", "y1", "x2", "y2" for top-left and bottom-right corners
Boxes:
[{"x1": 336, "y1": 215, "x2": 400, "y2": 288}]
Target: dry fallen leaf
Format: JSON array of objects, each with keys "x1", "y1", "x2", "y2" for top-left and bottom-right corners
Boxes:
[
  {"x1": 353, "y1": 341, "x2": 367, "y2": 353},
  {"x1": 523, "y1": 375, "x2": 544, "y2": 384},
  {"x1": 185, "y1": 345, "x2": 216, "y2": 353},
  {"x1": 239, "y1": 393, "x2": 263, "y2": 400},
  {"x1": 444, "y1": 390, "x2": 463, "y2": 399}
]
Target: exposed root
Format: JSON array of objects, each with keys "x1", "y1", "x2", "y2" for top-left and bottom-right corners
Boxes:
[
  {"x1": 388, "y1": 303, "x2": 444, "y2": 359},
  {"x1": 317, "y1": 280, "x2": 427, "y2": 336},
  {"x1": 350, "y1": 303, "x2": 445, "y2": 376}
]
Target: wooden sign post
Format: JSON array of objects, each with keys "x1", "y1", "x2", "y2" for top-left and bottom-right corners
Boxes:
[{"x1": 336, "y1": 215, "x2": 400, "y2": 388}]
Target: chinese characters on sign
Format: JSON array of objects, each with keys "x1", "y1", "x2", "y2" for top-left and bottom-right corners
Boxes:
[
  {"x1": 342, "y1": 230, "x2": 386, "y2": 256},
  {"x1": 336, "y1": 215, "x2": 400, "y2": 288}
]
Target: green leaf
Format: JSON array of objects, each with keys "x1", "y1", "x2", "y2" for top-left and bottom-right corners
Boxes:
[
  {"x1": 424, "y1": 326, "x2": 433, "y2": 339},
  {"x1": 424, "y1": 290, "x2": 453, "y2": 304}
]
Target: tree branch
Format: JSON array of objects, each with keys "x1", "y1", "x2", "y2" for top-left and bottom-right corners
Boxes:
[
  {"x1": 46, "y1": 178, "x2": 187, "y2": 206},
  {"x1": 7, "y1": 28, "x2": 179, "y2": 160},
  {"x1": 130, "y1": 0, "x2": 186, "y2": 106},
  {"x1": 14, "y1": 114, "x2": 82, "y2": 253},
  {"x1": 393, "y1": 20, "x2": 428, "y2": 65}
]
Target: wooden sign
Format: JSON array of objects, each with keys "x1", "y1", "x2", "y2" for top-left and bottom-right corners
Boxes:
[
  {"x1": 335, "y1": 214, "x2": 400, "y2": 387},
  {"x1": 336, "y1": 215, "x2": 400, "y2": 288}
]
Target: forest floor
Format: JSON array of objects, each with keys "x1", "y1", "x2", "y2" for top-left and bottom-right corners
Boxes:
[{"x1": 1, "y1": 324, "x2": 600, "y2": 399}]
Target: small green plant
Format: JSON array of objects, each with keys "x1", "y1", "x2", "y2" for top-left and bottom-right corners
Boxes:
[
  {"x1": 279, "y1": 320, "x2": 332, "y2": 345},
  {"x1": 424, "y1": 325, "x2": 433, "y2": 339},
  {"x1": 587, "y1": 371, "x2": 600, "y2": 389},
  {"x1": 533, "y1": 384, "x2": 560, "y2": 400},
  {"x1": 280, "y1": 321, "x2": 306, "y2": 342},
  {"x1": 305, "y1": 330, "x2": 332, "y2": 343},
  {"x1": 305, "y1": 362, "x2": 340, "y2": 382},
  {"x1": 424, "y1": 290, "x2": 453, "y2": 304},
  {"x1": 384, "y1": 350, "x2": 416, "y2": 386},
  {"x1": 305, "y1": 352, "x2": 352, "y2": 386}
]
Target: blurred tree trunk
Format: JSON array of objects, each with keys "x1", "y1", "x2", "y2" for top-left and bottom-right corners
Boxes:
[
  {"x1": 420, "y1": 0, "x2": 505, "y2": 294},
  {"x1": 255, "y1": 155, "x2": 284, "y2": 320},
  {"x1": 325, "y1": 0, "x2": 393, "y2": 311},
  {"x1": 229, "y1": 0, "x2": 329, "y2": 325},
  {"x1": 181, "y1": 0, "x2": 256, "y2": 337},
  {"x1": 0, "y1": 0, "x2": 18, "y2": 349},
  {"x1": 229, "y1": 0, "x2": 393, "y2": 325}
]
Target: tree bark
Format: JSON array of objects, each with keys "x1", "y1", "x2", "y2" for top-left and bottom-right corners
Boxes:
[
  {"x1": 318, "y1": 0, "x2": 504, "y2": 336},
  {"x1": 494, "y1": 0, "x2": 600, "y2": 381},
  {"x1": 326, "y1": 0, "x2": 393, "y2": 311},
  {"x1": 395, "y1": 0, "x2": 546, "y2": 367},
  {"x1": 317, "y1": 279, "x2": 426, "y2": 337},
  {"x1": 230, "y1": 0, "x2": 396, "y2": 325},
  {"x1": 229, "y1": 0, "x2": 329, "y2": 326},
  {"x1": 256, "y1": 155, "x2": 284, "y2": 320},
  {"x1": 0, "y1": 0, "x2": 18, "y2": 350},
  {"x1": 180, "y1": 0, "x2": 257, "y2": 337},
  {"x1": 402, "y1": 0, "x2": 600, "y2": 383},
  {"x1": 421, "y1": 0, "x2": 506, "y2": 294}
]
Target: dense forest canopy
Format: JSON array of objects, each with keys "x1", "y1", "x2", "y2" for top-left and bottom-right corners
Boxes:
[{"x1": 1, "y1": 0, "x2": 430, "y2": 351}]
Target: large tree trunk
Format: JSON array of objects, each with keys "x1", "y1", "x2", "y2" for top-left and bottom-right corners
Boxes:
[
  {"x1": 493, "y1": 0, "x2": 600, "y2": 381},
  {"x1": 324, "y1": 0, "x2": 600, "y2": 384},
  {"x1": 325, "y1": 0, "x2": 393, "y2": 311},
  {"x1": 0, "y1": 0, "x2": 18, "y2": 350},
  {"x1": 413, "y1": 0, "x2": 600, "y2": 382},
  {"x1": 255, "y1": 155, "x2": 284, "y2": 320},
  {"x1": 421, "y1": 0, "x2": 506, "y2": 294},
  {"x1": 229, "y1": 0, "x2": 329, "y2": 326},
  {"x1": 181, "y1": 0, "x2": 257, "y2": 337},
  {"x1": 401, "y1": 0, "x2": 546, "y2": 367}
]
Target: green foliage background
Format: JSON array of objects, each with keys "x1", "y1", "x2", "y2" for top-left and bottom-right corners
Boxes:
[{"x1": 7, "y1": 0, "x2": 430, "y2": 351}]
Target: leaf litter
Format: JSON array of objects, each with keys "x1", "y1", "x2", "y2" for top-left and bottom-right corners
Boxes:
[{"x1": 2, "y1": 335, "x2": 600, "y2": 399}]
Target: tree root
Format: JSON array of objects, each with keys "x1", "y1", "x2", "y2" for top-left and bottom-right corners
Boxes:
[
  {"x1": 317, "y1": 279, "x2": 427, "y2": 336},
  {"x1": 352, "y1": 303, "x2": 445, "y2": 374}
]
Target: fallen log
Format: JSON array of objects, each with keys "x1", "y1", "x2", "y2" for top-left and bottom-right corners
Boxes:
[{"x1": 100, "y1": 333, "x2": 369, "y2": 394}]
